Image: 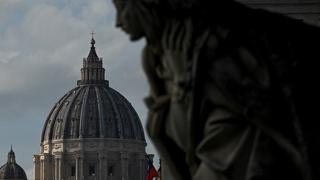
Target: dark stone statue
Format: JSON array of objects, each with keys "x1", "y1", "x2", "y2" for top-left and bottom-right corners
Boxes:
[{"x1": 112, "y1": 0, "x2": 320, "y2": 179}]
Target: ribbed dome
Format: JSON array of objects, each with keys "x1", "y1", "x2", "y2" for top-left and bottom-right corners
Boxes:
[
  {"x1": 41, "y1": 38, "x2": 145, "y2": 142},
  {"x1": 41, "y1": 85, "x2": 145, "y2": 141},
  {"x1": 0, "y1": 149, "x2": 27, "y2": 180}
]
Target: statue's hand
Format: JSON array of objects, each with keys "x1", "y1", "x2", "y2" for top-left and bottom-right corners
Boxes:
[
  {"x1": 161, "y1": 19, "x2": 192, "y2": 79},
  {"x1": 161, "y1": 19, "x2": 210, "y2": 101},
  {"x1": 160, "y1": 19, "x2": 194, "y2": 101}
]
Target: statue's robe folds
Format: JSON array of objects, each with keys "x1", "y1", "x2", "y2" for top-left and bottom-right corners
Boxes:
[{"x1": 144, "y1": 2, "x2": 320, "y2": 180}]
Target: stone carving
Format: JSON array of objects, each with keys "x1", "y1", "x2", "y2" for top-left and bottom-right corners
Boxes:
[
  {"x1": 43, "y1": 145, "x2": 49, "y2": 153},
  {"x1": 113, "y1": 0, "x2": 320, "y2": 180},
  {"x1": 40, "y1": 155, "x2": 45, "y2": 160},
  {"x1": 73, "y1": 152, "x2": 82, "y2": 160},
  {"x1": 53, "y1": 143, "x2": 63, "y2": 153},
  {"x1": 88, "y1": 142, "x2": 97, "y2": 149},
  {"x1": 54, "y1": 144, "x2": 62, "y2": 149},
  {"x1": 67, "y1": 142, "x2": 79, "y2": 149}
]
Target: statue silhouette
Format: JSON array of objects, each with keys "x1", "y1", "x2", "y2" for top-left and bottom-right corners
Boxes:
[{"x1": 113, "y1": 0, "x2": 320, "y2": 179}]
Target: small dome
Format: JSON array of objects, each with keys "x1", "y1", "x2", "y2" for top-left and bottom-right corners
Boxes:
[
  {"x1": 41, "y1": 37, "x2": 145, "y2": 143},
  {"x1": 0, "y1": 149, "x2": 27, "y2": 180}
]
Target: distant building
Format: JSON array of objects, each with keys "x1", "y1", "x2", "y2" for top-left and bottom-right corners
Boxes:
[
  {"x1": 33, "y1": 37, "x2": 147, "y2": 180},
  {"x1": 0, "y1": 148, "x2": 27, "y2": 180}
]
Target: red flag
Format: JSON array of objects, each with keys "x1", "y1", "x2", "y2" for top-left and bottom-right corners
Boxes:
[{"x1": 147, "y1": 159, "x2": 159, "y2": 180}]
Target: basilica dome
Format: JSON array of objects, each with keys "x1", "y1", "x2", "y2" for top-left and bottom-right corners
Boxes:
[
  {"x1": 41, "y1": 38, "x2": 145, "y2": 142},
  {"x1": 41, "y1": 85, "x2": 145, "y2": 141},
  {"x1": 35, "y1": 37, "x2": 147, "y2": 180}
]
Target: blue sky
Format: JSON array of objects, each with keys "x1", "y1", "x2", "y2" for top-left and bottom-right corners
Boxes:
[{"x1": 0, "y1": 0, "x2": 158, "y2": 178}]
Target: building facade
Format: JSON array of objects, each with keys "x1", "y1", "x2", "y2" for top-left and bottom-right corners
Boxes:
[{"x1": 33, "y1": 38, "x2": 147, "y2": 180}]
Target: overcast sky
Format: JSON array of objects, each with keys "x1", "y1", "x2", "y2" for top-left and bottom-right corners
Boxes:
[{"x1": 0, "y1": 0, "x2": 158, "y2": 179}]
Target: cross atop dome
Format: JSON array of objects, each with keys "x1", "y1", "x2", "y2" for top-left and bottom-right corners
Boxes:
[
  {"x1": 87, "y1": 33, "x2": 99, "y2": 60},
  {"x1": 90, "y1": 31, "x2": 96, "y2": 39},
  {"x1": 90, "y1": 31, "x2": 96, "y2": 47}
]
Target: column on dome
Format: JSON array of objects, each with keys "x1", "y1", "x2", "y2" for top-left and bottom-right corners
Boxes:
[
  {"x1": 79, "y1": 154, "x2": 84, "y2": 180},
  {"x1": 87, "y1": 68, "x2": 91, "y2": 80},
  {"x1": 54, "y1": 157, "x2": 58, "y2": 180},
  {"x1": 100, "y1": 68, "x2": 102, "y2": 79},
  {"x1": 138, "y1": 154, "x2": 147, "y2": 180},
  {"x1": 59, "y1": 158, "x2": 62, "y2": 180},
  {"x1": 121, "y1": 152, "x2": 129, "y2": 180},
  {"x1": 45, "y1": 155, "x2": 48, "y2": 180},
  {"x1": 99, "y1": 152, "x2": 107, "y2": 180},
  {"x1": 139, "y1": 159, "x2": 143, "y2": 180},
  {"x1": 77, "y1": 141, "x2": 85, "y2": 180},
  {"x1": 76, "y1": 156, "x2": 79, "y2": 180},
  {"x1": 86, "y1": 69, "x2": 89, "y2": 80},
  {"x1": 97, "y1": 69, "x2": 101, "y2": 80},
  {"x1": 73, "y1": 153, "x2": 81, "y2": 180},
  {"x1": 41, "y1": 154, "x2": 50, "y2": 180},
  {"x1": 54, "y1": 154, "x2": 63, "y2": 180},
  {"x1": 40, "y1": 159, "x2": 43, "y2": 180},
  {"x1": 59, "y1": 156, "x2": 63, "y2": 180},
  {"x1": 93, "y1": 68, "x2": 96, "y2": 80},
  {"x1": 81, "y1": 60, "x2": 85, "y2": 80},
  {"x1": 33, "y1": 155, "x2": 40, "y2": 180}
]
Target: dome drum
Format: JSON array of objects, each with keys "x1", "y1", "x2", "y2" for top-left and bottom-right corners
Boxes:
[{"x1": 34, "y1": 150, "x2": 146, "y2": 180}]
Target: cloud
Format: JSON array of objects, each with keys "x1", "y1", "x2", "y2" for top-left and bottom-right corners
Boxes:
[
  {"x1": 0, "y1": 0, "x2": 129, "y2": 93},
  {"x1": 0, "y1": 51, "x2": 20, "y2": 64},
  {"x1": 80, "y1": 0, "x2": 112, "y2": 19}
]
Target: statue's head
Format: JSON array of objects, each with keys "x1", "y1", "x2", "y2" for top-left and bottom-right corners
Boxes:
[
  {"x1": 112, "y1": 0, "x2": 227, "y2": 43},
  {"x1": 112, "y1": 0, "x2": 195, "y2": 42},
  {"x1": 112, "y1": 0, "x2": 145, "y2": 41},
  {"x1": 113, "y1": 0, "x2": 166, "y2": 42}
]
